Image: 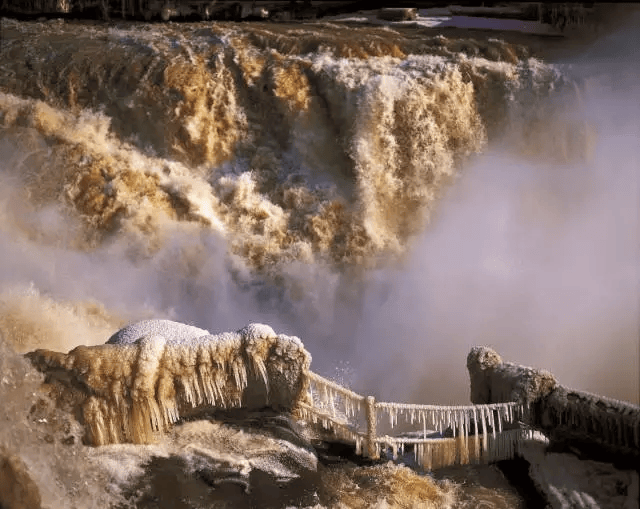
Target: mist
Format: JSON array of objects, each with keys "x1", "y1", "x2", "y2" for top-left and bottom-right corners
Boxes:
[
  {"x1": 0, "y1": 12, "x2": 638, "y2": 410},
  {"x1": 341, "y1": 15, "x2": 640, "y2": 405}
]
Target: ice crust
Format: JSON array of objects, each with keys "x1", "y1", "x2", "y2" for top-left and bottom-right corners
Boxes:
[
  {"x1": 106, "y1": 319, "x2": 210, "y2": 345},
  {"x1": 27, "y1": 321, "x2": 311, "y2": 446}
]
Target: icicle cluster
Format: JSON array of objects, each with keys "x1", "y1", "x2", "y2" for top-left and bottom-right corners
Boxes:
[
  {"x1": 304, "y1": 371, "x2": 365, "y2": 422},
  {"x1": 299, "y1": 371, "x2": 530, "y2": 470},
  {"x1": 299, "y1": 372, "x2": 366, "y2": 451},
  {"x1": 374, "y1": 428, "x2": 537, "y2": 470},
  {"x1": 28, "y1": 323, "x2": 311, "y2": 445},
  {"x1": 467, "y1": 346, "x2": 640, "y2": 461},
  {"x1": 544, "y1": 387, "x2": 640, "y2": 452},
  {"x1": 372, "y1": 401, "x2": 526, "y2": 469},
  {"x1": 376, "y1": 401, "x2": 524, "y2": 439},
  {"x1": 297, "y1": 402, "x2": 366, "y2": 454}
]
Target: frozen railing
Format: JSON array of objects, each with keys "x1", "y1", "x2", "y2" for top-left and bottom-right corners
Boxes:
[
  {"x1": 535, "y1": 386, "x2": 640, "y2": 455},
  {"x1": 467, "y1": 346, "x2": 640, "y2": 462},
  {"x1": 300, "y1": 371, "x2": 532, "y2": 470}
]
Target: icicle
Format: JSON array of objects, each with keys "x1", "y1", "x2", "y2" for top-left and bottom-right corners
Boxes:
[
  {"x1": 453, "y1": 409, "x2": 458, "y2": 438},
  {"x1": 478, "y1": 406, "x2": 486, "y2": 456},
  {"x1": 322, "y1": 385, "x2": 329, "y2": 411},
  {"x1": 254, "y1": 356, "x2": 269, "y2": 393},
  {"x1": 496, "y1": 406, "x2": 503, "y2": 433},
  {"x1": 199, "y1": 369, "x2": 214, "y2": 405},
  {"x1": 471, "y1": 408, "x2": 480, "y2": 460},
  {"x1": 149, "y1": 398, "x2": 163, "y2": 431},
  {"x1": 232, "y1": 362, "x2": 242, "y2": 391},
  {"x1": 489, "y1": 409, "x2": 496, "y2": 440},
  {"x1": 192, "y1": 372, "x2": 204, "y2": 405},
  {"x1": 465, "y1": 409, "x2": 470, "y2": 441},
  {"x1": 451, "y1": 410, "x2": 457, "y2": 437},
  {"x1": 213, "y1": 377, "x2": 225, "y2": 408},
  {"x1": 461, "y1": 410, "x2": 466, "y2": 439},
  {"x1": 617, "y1": 414, "x2": 623, "y2": 447},
  {"x1": 422, "y1": 410, "x2": 427, "y2": 439},
  {"x1": 328, "y1": 387, "x2": 336, "y2": 417},
  {"x1": 424, "y1": 442, "x2": 432, "y2": 470}
]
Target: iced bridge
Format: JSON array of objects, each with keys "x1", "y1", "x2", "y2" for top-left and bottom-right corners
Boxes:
[{"x1": 26, "y1": 321, "x2": 640, "y2": 470}]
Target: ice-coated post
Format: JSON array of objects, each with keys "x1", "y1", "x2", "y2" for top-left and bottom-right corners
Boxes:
[{"x1": 365, "y1": 395, "x2": 378, "y2": 459}]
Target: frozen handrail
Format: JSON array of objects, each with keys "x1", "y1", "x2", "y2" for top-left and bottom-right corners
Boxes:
[
  {"x1": 305, "y1": 371, "x2": 366, "y2": 403},
  {"x1": 539, "y1": 385, "x2": 640, "y2": 452},
  {"x1": 302, "y1": 371, "x2": 529, "y2": 470}
]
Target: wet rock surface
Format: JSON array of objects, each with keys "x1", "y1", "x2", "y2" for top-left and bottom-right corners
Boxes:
[
  {"x1": 0, "y1": 447, "x2": 43, "y2": 509},
  {"x1": 520, "y1": 439, "x2": 640, "y2": 509}
]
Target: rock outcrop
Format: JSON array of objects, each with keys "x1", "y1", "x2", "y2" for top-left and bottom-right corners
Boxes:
[
  {"x1": 467, "y1": 346, "x2": 640, "y2": 464},
  {"x1": 467, "y1": 346, "x2": 558, "y2": 406},
  {"x1": 26, "y1": 321, "x2": 311, "y2": 445},
  {"x1": 0, "y1": 447, "x2": 42, "y2": 509}
]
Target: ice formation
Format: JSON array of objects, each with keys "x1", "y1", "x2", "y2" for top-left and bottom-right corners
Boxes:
[
  {"x1": 301, "y1": 370, "x2": 527, "y2": 470},
  {"x1": 298, "y1": 371, "x2": 367, "y2": 453},
  {"x1": 467, "y1": 346, "x2": 640, "y2": 462},
  {"x1": 106, "y1": 319, "x2": 210, "y2": 344},
  {"x1": 540, "y1": 387, "x2": 640, "y2": 454},
  {"x1": 467, "y1": 346, "x2": 557, "y2": 405},
  {"x1": 520, "y1": 437, "x2": 639, "y2": 509},
  {"x1": 30, "y1": 327, "x2": 636, "y2": 471},
  {"x1": 27, "y1": 321, "x2": 311, "y2": 445}
]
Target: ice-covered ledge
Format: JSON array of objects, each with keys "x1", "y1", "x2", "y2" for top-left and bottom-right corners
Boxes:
[
  {"x1": 467, "y1": 346, "x2": 640, "y2": 463},
  {"x1": 467, "y1": 346, "x2": 558, "y2": 406},
  {"x1": 26, "y1": 321, "x2": 311, "y2": 446}
]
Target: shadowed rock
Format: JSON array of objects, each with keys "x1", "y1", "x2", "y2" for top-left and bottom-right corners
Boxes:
[
  {"x1": 0, "y1": 446, "x2": 42, "y2": 509},
  {"x1": 467, "y1": 346, "x2": 557, "y2": 406}
]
